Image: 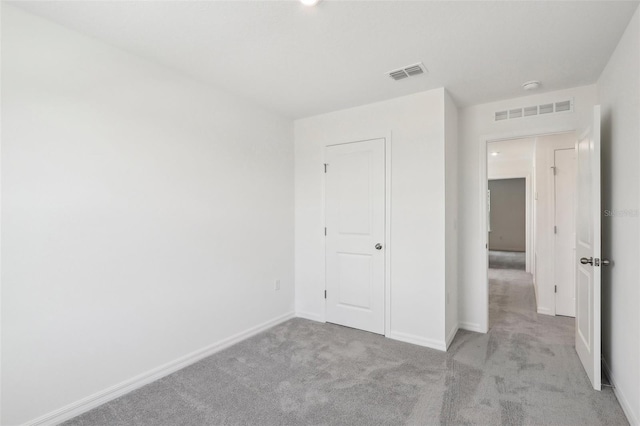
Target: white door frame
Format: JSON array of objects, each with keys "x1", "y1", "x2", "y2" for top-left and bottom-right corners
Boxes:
[
  {"x1": 487, "y1": 174, "x2": 532, "y2": 274},
  {"x1": 323, "y1": 134, "x2": 392, "y2": 335},
  {"x1": 553, "y1": 147, "x2": 578, "y2": 317},
  {"x1": 478, "y1": 126, "x2": 574, "y2": 332}
]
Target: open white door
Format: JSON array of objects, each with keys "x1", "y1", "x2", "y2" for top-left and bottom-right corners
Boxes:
[
  {"x1": 325, "y1": 138, "x2": 385, "y2": 335},
  {"x1": 575, "y1": 106, "x2": 602, "y2": 390}
]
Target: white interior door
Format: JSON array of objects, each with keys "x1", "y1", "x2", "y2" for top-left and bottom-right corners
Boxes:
[
  {"x1": 325, "y1": 138, "x2": 385, "y2": 335},
  {"x1": 575, "y1": 106, "x2": 601, "y2": 390},
  {"x1": 554, "y1": 148, "x2": 577, "y2": 317}
]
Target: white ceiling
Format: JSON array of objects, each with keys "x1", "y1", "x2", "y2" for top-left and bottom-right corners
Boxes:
[{"x1": 10, "y1": 0, "x2": 639, "y2": 119}]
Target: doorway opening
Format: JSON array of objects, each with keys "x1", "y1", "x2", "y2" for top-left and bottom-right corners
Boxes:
[
  {"x1": 480, "y1": 130, "x2": 579, "y2": 330},
  {"x1": 487, "y1": 138, "x2": 534, "y2": 327},
  {"x1": 479, "y1": 107, "x2": 601, "y2": 391}
]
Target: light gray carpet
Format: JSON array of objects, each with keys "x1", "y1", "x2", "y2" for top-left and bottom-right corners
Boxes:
[
  {"x1": 64, "y1": 269, "x2": 627, "y2": 425},
  {"x1": 489, "y1": 250, "x2": 526, "y2": 270}
]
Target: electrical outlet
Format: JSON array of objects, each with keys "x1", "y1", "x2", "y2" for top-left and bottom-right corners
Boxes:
[{"x1": 274, "y1": 280, "x2": 280, "y2": 291}]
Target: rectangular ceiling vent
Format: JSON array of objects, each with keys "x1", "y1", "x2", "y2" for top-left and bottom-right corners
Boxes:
[
  {"x1": 494, "y1": 99, "x2": 573, "y2": 122},
  {"x1": 387, "y1": 62, "x2": 428, "y2": 81}
]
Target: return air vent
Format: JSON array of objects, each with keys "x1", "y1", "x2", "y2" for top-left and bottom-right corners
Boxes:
[
  {"x1": 495, "y1": 111, "x2": 508, "y2": 121},
  {"x1": 509, "y1": 108, "x2": 523, "y2": 119},
  {"x1": 387, "y1": 62, "x2": 428, "y2": 81},
  {"x1": 494, "y1": 99, "x2": 573, "y2": 122},
  {"x1": 539, "y1": 103, "x2": 554, "y2": 114},
  {"x1": 555, "y1": 100, "x2": 572, "y2": 112}
]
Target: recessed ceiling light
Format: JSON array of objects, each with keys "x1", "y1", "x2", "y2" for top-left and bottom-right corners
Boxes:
[
  {"x1": 300, "y1": 0, "x2": 321, "y2": 6},
  {"x1": 522, "y1": 80, "x2": 541, "y2": 91},
  {"x1": 491, "y1": 151, "x2": 500, "y2": 156}
]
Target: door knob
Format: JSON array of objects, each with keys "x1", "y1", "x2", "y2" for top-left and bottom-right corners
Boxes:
[
  {"x1": 601, "y1": 258, "x2": 611, "y2": 266},
  {"x1": 580, "y1": 257, "x2": 593, "y2": 265},
  {"x1": 375, "y1": 243, "x2": 382, "y2": 250}
]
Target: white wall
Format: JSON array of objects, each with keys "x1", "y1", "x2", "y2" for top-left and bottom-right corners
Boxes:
[
  {"x1": 1, "y1": 6, "x2": 294, "y2": 425},
  {"x1": 533, "y1": 132, "x2": 576, "y2": 315},
  {"x1": 598, "y1": 6, "x2": 640, "y2": 424},
  {"x1": 488, "y1": 159, "x2": 533, "y2": 179},
  {"x1": 444, "y1": 92, "x2": 459, "y2": 347},
  {"x1": 458, "y1": 85, "x2": 598, "y2": 332},
  {"x1": 294, "y1": 88, "x2": 453, "y2": 350}
]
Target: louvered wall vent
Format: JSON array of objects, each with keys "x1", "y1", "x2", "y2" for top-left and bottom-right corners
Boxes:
[
  {"x1": 387, "y1": 63, "x2": 428, "y2": 81},
  {"x1": 494, "y1": 99, "x2": 573, "y2": 121}
]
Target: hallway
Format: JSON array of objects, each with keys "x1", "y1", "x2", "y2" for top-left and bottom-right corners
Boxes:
[
  {"x1": 480, "y1": 266, "x2": 627, "y2": 424},
  {"x1": 488, "y1": 250, "x2": 526, "y2": 271}
]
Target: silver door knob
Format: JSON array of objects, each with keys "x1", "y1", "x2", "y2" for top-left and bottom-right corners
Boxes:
[
  {"x1": 580, "y1": 257, "x2": 593, "y2": 265},
  {"x1": 601, "y1": 258, "x2": 611, "y2": 266},
  {"x1": 375, "y1": 243, "x2": 382, "y2": 250}
]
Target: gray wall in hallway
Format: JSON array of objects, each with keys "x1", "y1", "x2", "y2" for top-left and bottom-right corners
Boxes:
[{"x1": 489, "y1": 178, "x2": 526, "y2": 252}]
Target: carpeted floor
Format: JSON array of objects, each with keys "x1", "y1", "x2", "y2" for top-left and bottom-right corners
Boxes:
[
  {"x1": 64, "y1": 269, "x2": 627, "y2": 426},
  {"x1": 489, "y1": 250, "x2": 526, "y2": 270}
]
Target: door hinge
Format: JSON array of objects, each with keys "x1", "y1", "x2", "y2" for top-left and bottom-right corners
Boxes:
[
  {"x1": 554, "y1": 225, "x2": 557, "y2": 234},
  {"x1": 324, "y1": 163, "x2": 328, "y2": 173},
  {"x1": 324, "y1": 227, "x2": 327, "y2": 236},
  {"x1": 554, "y1": 285, "x2": 557, "y2": 293},
  {"x1": 551, "y1": 166, "x2": 556, "y2": 175},
  {"x1": 324, "y1": 290, "x2": 327, "y2": 299}
]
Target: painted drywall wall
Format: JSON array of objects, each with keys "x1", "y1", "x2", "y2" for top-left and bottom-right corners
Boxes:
[
  {"x1": 294, "y1": 88, "x2": 452, "y2": 349},
  {"x1": 458, "y1": 85, "x2": 598, "y2": 332},
  {"x1": 598, "y1": 6, "x2": 640, "y2": 424},
  {"x1": 487, "y1": 137, "x2": 534, "y2": 180},
  {"x1": 444, "y1": 91, "x2": 459, "y2": 347},
  {"x1": 488, "y1": 159, "x2": 533, "y2": 179},
  {"x1": 532, "y1": 133, "x2": 576, "y2": 316},
  {"x1": 1, "y1": 6, "x2": 294, "y2": 425},
  {"x1": 488, "y1": 179, "x2": 526, "y2": 252}
]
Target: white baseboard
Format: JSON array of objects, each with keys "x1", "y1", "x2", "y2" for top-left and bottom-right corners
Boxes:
[
  {"x1": 387, "y1": 331, "x2": 446, "y2": 352},
  {"x1": 445, "y1": 325, "x2": 459, "y2": 350},
  {"x1": 459, "y1": 321, "x2": 486, "y2": 333},
  {"x1": 27, "y1": 311, "x2": 296, "y2": 426},
  {"x1": 537, "y1": 307, "x2": 554, "y2": 316},
  {"x1": 295, "y1": 311, "x2": 325, "y2": 323},
  {"x1": 602, "y1": 356, "x2": 639, "y2": 426}
]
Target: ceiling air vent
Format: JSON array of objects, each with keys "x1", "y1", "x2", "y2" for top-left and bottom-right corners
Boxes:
[
  {"x1": 387, "y1": 62, "x2": 428, "y2": 81},
  {"x1": 405, "y1": 65, "x2": 425, "y2": 76},
  {"x1": 494, "y1": 99, "x2": 573, "y2": 122},
  {"x1": 389, "y1": 70, "x2": 409, "y2": 81}
]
